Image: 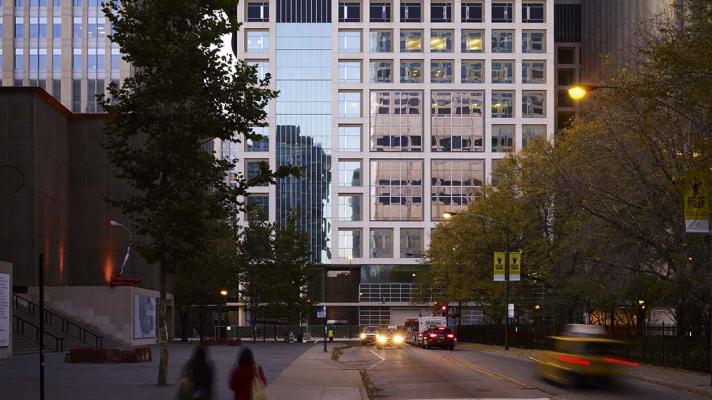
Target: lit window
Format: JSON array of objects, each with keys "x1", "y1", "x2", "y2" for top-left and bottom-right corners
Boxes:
[
  {"x1": 461, "y1": 31, "x2": 483, "y2": 53},
  {"x1": 339, "y1": 61, "x2": 361, "y2": 83},
  {"x1": 492, "y1": 125, "x2": 514, "y2": 152},
  {"x1": 430, "y1": 31, "x2": 453, "y2": 53},
  {"x1": 461, "y1": 60, "x2": 484, "y2": 83},
  {"x1": 522, "y1": 91, "x2": 546, "y2": 117},
  {"x1": 491, "y1": 61, "x2": 514, "y2": 84},
  {"x1": 522, "y1": 61, "x2": 545, "y2": 83},
  {"x1": 400, "y1": 30, "x2": 423, "y2": 53},
  {"x1": 431, "y1": 61, "x2": 453, "y2": 83},
  {"x1": 338, "y1": 30, "x2": 362, "y2": 52},
  {"x1": 246, "y1": 30, "x2": 269, "y2": 52},
  {"x1": 491, "y1": 91, "x2": 514, "y2": 118},
  {"x1": 339, "y1": 91, "x2": 361, "y2": 117}
]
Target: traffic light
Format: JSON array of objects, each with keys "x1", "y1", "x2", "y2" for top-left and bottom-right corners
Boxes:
[{"x1": 441, "y1": 304, "x2": 448, "y2": 317}]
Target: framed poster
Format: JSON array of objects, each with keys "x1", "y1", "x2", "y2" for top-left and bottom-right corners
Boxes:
[
  {"x1": 133, "y1": 294, "x2": 156, "y2": 339},
  {"x1": 0, "y1": 273, "x2": 8, "y2": 347}
]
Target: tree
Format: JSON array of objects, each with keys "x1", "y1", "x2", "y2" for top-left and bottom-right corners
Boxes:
[{"x1": 100, "y1": 0, "x2": 280, "y2": 385}]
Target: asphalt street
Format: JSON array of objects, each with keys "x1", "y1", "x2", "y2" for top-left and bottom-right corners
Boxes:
[{"x1": 339, "y1": 343, "x2": 705, "y2": 399}]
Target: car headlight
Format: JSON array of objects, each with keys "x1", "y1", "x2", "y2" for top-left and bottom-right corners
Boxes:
[
  {"x1": 360, "y1": 333, "x2": 366, "y2": 339},
  {"x1": 394, "y1": 335, "x2": 404, "y2": 343},
  {"x1": 377, "y1": 335, "x2": 387, "y2": 344}
]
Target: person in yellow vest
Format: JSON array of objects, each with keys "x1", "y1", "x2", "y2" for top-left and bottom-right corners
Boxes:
[{"x1": 327, "y1": 327, "x2": 334, "y2": 343}]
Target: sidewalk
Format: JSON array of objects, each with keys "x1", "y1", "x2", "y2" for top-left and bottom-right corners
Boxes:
[
  {"x1": 267, "y1": 344, "x2": 368, "y2": 400},
  {"x1": 459, "y1": 342, "x2": 712, "y2": 398}
]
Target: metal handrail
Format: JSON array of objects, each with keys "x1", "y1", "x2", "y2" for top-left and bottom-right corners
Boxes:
[
  {"x1": 13, "y1": 294, "x2": 104, "y2": 349},
  {"x1": 13, "y1": 314, "x2": 64, "y2": 352}
]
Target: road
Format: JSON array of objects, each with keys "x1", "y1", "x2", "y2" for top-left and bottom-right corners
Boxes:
[{"x1": 339, "y1": 343, "x2": 704, "y2": 399}]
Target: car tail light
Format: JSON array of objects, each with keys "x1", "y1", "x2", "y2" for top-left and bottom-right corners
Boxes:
[
  {"x1": 429, "y1": 333, "x2": 437, "y2": 338},
  {"x1": 446, "y1": 334, "x2": 454, "y2": 338},
  {"x1": 558, "y1": 355, "x2": 590, "y2": 366},
  {"x1": 603, "y1": 357, "x2": 640, "y2": 367},
  {"x1": 418, "y1": 333, "x2": 423, "y2": 337}
]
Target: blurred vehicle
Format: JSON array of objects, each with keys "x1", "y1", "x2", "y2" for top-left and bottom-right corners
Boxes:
[
  {"x1": 423, "y1": 326, "x2": 455, "y2": 350},
  {"x1": 533, "y1": 324, "x2": 639, "y2": 386},
  {"x1": 404, "y1": 317, "x2": 447, "y2": 347},
  {"x1": 376, "y1": 328, "x2": 405, "y2": 349},
  {"x1": 359, "y1": 326, "x2": 379, "y2": 345}
]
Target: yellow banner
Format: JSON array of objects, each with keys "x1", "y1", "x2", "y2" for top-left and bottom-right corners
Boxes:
[
  {"x1": 493, "y1": 252, "x2": 505, "y2": 282},
  {"x1": 684, "y1": 173, "x2": 709, "y2": 233},
  {"x1": 509, "y1": 252, "x2": 521, "y2": 281}
]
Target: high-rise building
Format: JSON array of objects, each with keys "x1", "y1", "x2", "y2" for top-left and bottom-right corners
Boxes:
[
  {"x1": 2, "y1": 0, "x2": 130, "y2": 113},
  {"x1": 230, "y1": 0, "x2": 555, "y2": 326}
]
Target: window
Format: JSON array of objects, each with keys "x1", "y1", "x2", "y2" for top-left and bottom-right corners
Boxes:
[
  {"x1": 339, "y1": 61, "x2": 361, "y2": 83},
  {"x1": 431, "y1": 61, "x2": 453, "y2": 83},
  {"x1": 246, "y1": 160, "x2": 269, "y2": 186},
  {"x1": 247, "y1": 126, "x2": 269, "y2": 152},
  {"x1": 338, "y1": 195, "x2": 362, "y2": 221},
  {"x1": 431, "y1": 160, "x2": 484, "y2": 220},
  {"x1": 558, "y1": 111, "x2": 575, "y2": 130},
  {"x1": 523, "y1": 91, "x2": 545, "y2": 117},
  {"x1": 73, "y1": 17, "x2": 81, "y2": 39},
  {"x1": 246, "y1": 30, "x2": 269, "y2": 52},
  {"x1": 15, "y1": 0, "x2": 23, "y2": 6},
  {"x1": 522, "y1": 2, "x2": 544, "y2": 23},
  {"x1": 431, "y1": 3, "x2": 452, "y2": 23},
  {"x1": 370, "y1": 91, "x2": 423, "y2": 152},
  {"x1": 492, "y1": 125, "x2": 514, "y2": 152},
  {"x1": 338, "y1": 229, "x2": 362, "y2": 258},
  {"x1": 111, "y1": 49, "x2": 120, "y2": 72},
  {"x1": 461, "y1": 31, "x2": 483, "y2": 53},
  {"x1": 400, "y1": 228, "x2": 424, "y2": 258},
  {"x1": 557, "y1": 47, "x2": 575, "y2": 64},
  {"x1": 491, "y1": 61, "x2": 513, "y2": 83},
  {"x1": 339, "y1": 2, "x2": 360, "y2": 22},
  {"x1": 400, "y1": 3, "x2": 421, "y2": 22},
  {"x1": 491, "y1": 91, "x2": 514, "y2": 118},
  {"x1": 370, "y1": 2, "x2": 391, "y2": 22},
  {"x1": 339, "y1": 91, "x2": 361, "y2": 117},
  {"x1": 523, "y1": 31, "x2": 545, "y2": 53},
  {"x1": 14, "y1": 49, "x2": 23, "y2": 70},
  {"x1": 53, "y1": 17, "x2": 61, "y2": 38},
  {"x1": 558, "y1": 90, "x2": 575, "y2": 107},
  {"x1": 523, "y1": 61, "x2": 546, "y2": 83},
  {"x1": 52, "y1": 49, "x2": 61, "y2": 72},
  {"x1": 15, "y1": 17, "x2": 23, "y2": 38},
  {"x1": 369, "y1": 229, "x2": 394, "y2": 258},
  {"x1": 492, "y1": 2, "x2": 513, "y2": 22},
  {"x1": 461, "y1": 60, "x2": 484, "y2": 83},
  {"x1": 369, "y1": 60, "x2": 392, "y2": 83},
  {"x1": 522, "y1": 125, "x2": 546, "y2": 148},
  {"x1": 250, "y1": 60, "x2": 269, "y2": 81},
  {"x1": 72, "y1": 49, "x2": 81, "y2": 71},
  {"x1": 461, "y1": 3, "x2": 483, "y2": 22},
  {"x1": 338, "y1": 30, "x2": 361, "y2": 52},
  {"x1": 339, "y1": 125, "x2": 361, "y2": 151},
  {"x1": 492, "y1": 30, "x2": 513, "y2": 53},
  {"x1": 369, "y1": 30, "x2": 392, "y2": 52},
  {"x1": 430, "y1": 31, "x2": 453, "y2": 53},
  {"x1": 400, "y1": 61, "x2": 423, "y2": 83},
  {"x1": 338, "y1": 160, "x2": 362, "y2": 186},
  {"x1": 370, "y1": 160, "x2": 423, "y2": 221},
  {"x1": 246, "y1": 195, "x2": 269, "y2": 222},
  {"x1": 72, "y1": 79, "x2": 81, "y2": 112},
  {"x1": 431, "y1": 91, "x2": 484, "y2": 152},
  {"x1": 247, "y1": 1, "x2": 269, "y2": 22},
  {"x1": 557, "y1": 69, "x2": 575, "y2": 86},
  {"x1": 400, "y1": 30, "x2": 423, "y2": 53}
]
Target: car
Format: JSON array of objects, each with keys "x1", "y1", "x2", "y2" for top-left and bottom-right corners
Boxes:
[
  {"x1": 532, "y1": 324, "x2": 638, "y2": 386},
  {"x1": 375, "y1": 328, "x2": 405, "y2": 349},
  {"x1": 423, "y1": 326, "x2": 456, "y2": 350},
  {"x1": 359, "y1": 326, "x2": 379, "y2": 345}
]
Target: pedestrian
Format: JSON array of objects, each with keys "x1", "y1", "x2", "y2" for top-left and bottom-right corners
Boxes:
[
  {"x1": 328, "y1": 327, "x2": 334, "y2": 343},
  {"x1": 230, "y1": 347, "x2": 267, "y2": 400},
  {"x1": 177, "y1": 345, "x2": 214, "y2": 400}
]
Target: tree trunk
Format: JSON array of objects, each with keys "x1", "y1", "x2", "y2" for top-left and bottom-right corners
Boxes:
[{"x1": 157, "y1": 263, "x2": 169, "y2": 386}]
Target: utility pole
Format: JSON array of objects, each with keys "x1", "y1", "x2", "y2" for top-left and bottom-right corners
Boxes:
[
  {"x1": 39, "y1": 253, "x2": 45, "y2": 400},
  {"x1": 504, "y1": 216, "x2": 510, "y2": 351}
]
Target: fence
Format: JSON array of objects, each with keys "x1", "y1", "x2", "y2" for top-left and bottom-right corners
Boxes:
[
  {"x1": 457, "y1": 323, "x2": 711, "y2": 372},
  {"x1": 187, "y1": 324, "x2": 364, "y2": 342}
]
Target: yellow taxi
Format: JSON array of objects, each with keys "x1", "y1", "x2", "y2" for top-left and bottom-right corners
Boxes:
[{"x1": 533, "y1": 324, "x2": 638, "y2": 386}]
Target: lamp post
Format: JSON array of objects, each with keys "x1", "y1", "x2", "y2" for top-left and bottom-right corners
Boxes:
[
  {"x1": 110, "y1": 220, "x2": 132, "y2": 277},
  {"x1": 443, "y1": 211, "x2": 512, "y2": 350},
  {"x1": 219, "y1": 290, "x2": 228, "y2": 339}
]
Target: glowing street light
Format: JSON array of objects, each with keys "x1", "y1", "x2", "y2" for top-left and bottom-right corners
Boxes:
[
  {"x1": 568, "y1": 85, "x2": 588, "y2": 100},
  {"x1": 220, "y1": 289, "x2": 228, "y2": 297}
]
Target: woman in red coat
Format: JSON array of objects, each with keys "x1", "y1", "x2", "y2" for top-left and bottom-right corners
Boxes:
[{"x1": 229, "y1": 348, "x2": 267, "y2": 400}]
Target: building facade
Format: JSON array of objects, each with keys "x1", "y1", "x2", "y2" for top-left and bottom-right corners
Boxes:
[
  {"x1": 230, "y1": 0, "x2": 555, "y2": 326},
  {"x1": 2, "y1": 0, "x2": 130, "y2": 113}
]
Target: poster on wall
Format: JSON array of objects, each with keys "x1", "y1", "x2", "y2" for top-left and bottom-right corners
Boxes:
[
  {"x1": 0, "y1": 273, "x2": 9, "y2": 347},
  {"x1": 133, "y1": 294, "x2": 156, "y2": 339}
]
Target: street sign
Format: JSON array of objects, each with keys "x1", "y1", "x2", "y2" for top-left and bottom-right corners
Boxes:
[
  {"x1": 509, "y1": 252, "x2": 521, "y2": 281},
  {"x1": 493, "y1": 252, "x2": 505, "y2": 281},
  {"x1": 508, "y1": 303, "x2": 515, "y2": 319},
  {"x1": 316, "y1": 305, "x2": 326, "y2": 319},
  {"x1": 684, "y1": 174, "x2": 709, "y2": 233}
]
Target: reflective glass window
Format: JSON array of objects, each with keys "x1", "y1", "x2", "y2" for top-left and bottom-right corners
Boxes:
[
  {"x1": 53, "y1": 17, "x2": 61, "y2": 38},
  {"x1": 523, "y1": 31, "x2": 545, "y2": 53},
  {"x1": 430, "y1": 31, "x2": 453, "y2": 53},
  {"x1": 431, "y1": 61, "x2": 453, "y2": 83},
  {"x1": 492, "y1": 2, "x2": 513, "y2": 23},
  {"x1": 400, "y1": 228, "x2": 424, "y2": 258},
  {"x1": 431, "y1": 3, "x2": 452, "y2": 23},
  {"x1": 369, "y1": 60, "x2": 392, "y2": 83},
  {"x1": 338, "y1": 195, "x2": 362, "y2": 221},
  {"x1": 523, "y1": 61, "x2": 546, "y2": 84},
  {"x1": 73, "y1": 17, "x2": 82, "y2": 39},
  {"x1": 338, "y1": 125, "x2": 361, "y2": 151},
  {"x1": 250, "y1": 60, "x2": 269, "y2": 81},
  {"x1": 247, "y1": 1, "x2": 269, "y2": 22},
  {"x1": 558, "y1": 47, "x2": 575, "y2": 64},
  {"x1": 370, "y1": 3, "x2": 391, "y2": 22},
  {"x1": 338, "y1": 229, "x2": 362, "y2": 258},
  {"x1": 339, "y1": 61, "x2": 361, "y2": 83},
  {"x1": 491, "y1": 91, "x2": 514, "y2": 118},
  {"x1": 369, "y1": 30, "x2": 392, "y2": 52},
  {"x1": 461, "y1": 31, "x2": 483, "y2": 53},
  {"x1": 246, "y1": 160, "x2": 269, "y2": 186},
  {"x1": 431, "y1": 91, "x2": 484, "y2": 152},
  {"x1": 523, "y1": 91, "x2": 546, "y2": 117},
  {"x1": 400, "y1": 2, "x2": 421, "y2": 22},
  {"x1": 400, "y1": 30, "x2": 423, "y2": 53},
  {"x1": 339, "y1": 2, "x2": 361, "y2": 22},
  {"x1": 15, "y1": 17, "x2": 23, "y2": 38},
  {"x1": 492, "y1": 125, "x2": 514, "y2": 152},
  {"x1": 370, "y1": 159, "x2": 423, "y2": 221},
  {"x1": 522, "y1": 125, "x2": 546, "y2": 148},
  {"x1": 246, "y1": 195, "x2": 269, "y2": 222},
  {"x1": 246, "y1": 30, "x2": 270, "y2": 52},
  {"x1": 558, "y1": 90, "x2": 575, "y2": 108},
  {"x1": 52, "y1": 49, "x2": 61, "y2": 73},
  {"x1": 461, "y1": 3, "x2": 483, "y2": 23},
  {"x1": 339, "y1": 91, "x2": 361, "y2": 117},
  {"x1": 72, "y1": 49, "x2": 81, "y2": 71},
  {"x1": 491, "y1": 61, "x2": 514, "y2": 84},
  {"x1": 338, "y1": 160, "x2": 362, "y2": 186},
  {"x1": 461, "y1": 60, "x2": 484, "y2": 83},
  {"x1": 400, "y1": 61, "x2": 423, "y2": 83},
  {"x1": 522, "y1": 2, "x2": 545, "y2": 23},
  {"x1": 557, "y1": 69, "x2": 575, "y2": 86},
  {"x1": 339, "y1": 30, "x2": 361, "y2": 52},
  {"x1": 431, "y1": 160, "x2": 484, "y2": 220},
  {"x1": 369, "y1": 91, "x2": 423, "y2": 152},
  {"x1": 369, "y1": 228, "x2": 394, "y2": 258},
  {"x1": 492, "y1": 30, "x2": 513, "y2": 53},
  {"x1": 247, "y1": 126, "x2": 269, "y2": 152}
]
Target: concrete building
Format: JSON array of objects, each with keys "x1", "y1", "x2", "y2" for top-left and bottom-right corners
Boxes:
[{"x1": 230, "y1": 0, "x2": 555, "y2": 326}]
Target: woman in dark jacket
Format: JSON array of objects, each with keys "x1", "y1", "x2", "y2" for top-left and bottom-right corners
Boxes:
[
  {"x1": 229, "y1": 348, "x2": 266, "y2": 400},
  {"x1": 181, "y1": 345, "x2": 214, "y2": 400}
]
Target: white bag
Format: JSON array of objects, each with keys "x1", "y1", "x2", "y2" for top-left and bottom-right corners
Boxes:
[{"x1": 251, "y1": 365, "x2": 267, "y2": 400}]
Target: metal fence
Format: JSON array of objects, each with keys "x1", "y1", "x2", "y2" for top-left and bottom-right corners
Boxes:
[
  {"x1": 187, "y1": 324, "x2": 364, "y2": 342},
  {"x1": 457, "y1": 323, "x2": 712, "y2": 372}
]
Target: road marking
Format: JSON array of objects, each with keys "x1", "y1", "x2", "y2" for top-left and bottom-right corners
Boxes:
[
  {"x1": 369, "y1": 349, "x2": 386, "y2": 361},
  {"x1": 442, "y1": 355, "x2": 535, "y2": 389}
]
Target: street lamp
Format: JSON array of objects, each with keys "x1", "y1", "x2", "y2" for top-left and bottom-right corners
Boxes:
[
  {"x1": 110, "y1": 220, "x2": 132, "y2": 277},
  {"x1": 220, "y1": 289, "x2": 228, "y2": 297},
  {"x1": 442, "y1": 210, "x2": 513, "y2": 350},
  {"x1": 567, "y1": 84, "x2": 621, "y2": 100}
]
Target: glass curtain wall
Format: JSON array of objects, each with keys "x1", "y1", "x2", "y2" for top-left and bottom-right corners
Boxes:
[{"x1": 276, "y1": 24, "x2": 333, "y2": 263}]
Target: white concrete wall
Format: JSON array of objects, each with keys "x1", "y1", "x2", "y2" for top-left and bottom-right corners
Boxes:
[{"x1": 0, "y1": 261, "x2": 12, "y2": 359}]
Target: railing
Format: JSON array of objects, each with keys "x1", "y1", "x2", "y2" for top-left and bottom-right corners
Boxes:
[
  {"x1": 13, "y1": 314, "x2": 64, "y2": 352},
  {"x1": 13, "y1": 294, "x2": 104, "y2": 349}
]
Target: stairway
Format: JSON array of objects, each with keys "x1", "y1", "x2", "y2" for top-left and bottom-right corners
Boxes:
[{"x1": 12, "y1": 294, "x2": 128, "y2": 357}]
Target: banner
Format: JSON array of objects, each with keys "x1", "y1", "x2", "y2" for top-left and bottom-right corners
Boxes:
[
  {"x1": 133, "y1": 295, "x2": 156, "y2": 339},
  {"x1": 509, "y1": 252, "x2": 521, "y2": 281},
  {"x1": 493, "y1": 252, "x2": 505, "y2": 281},
  {"x1": 685, "y1": 174, "x2": 709, "y2": 233},
  {"x1": 0, "y1": 274, "x2": 8, "y2": 347}
]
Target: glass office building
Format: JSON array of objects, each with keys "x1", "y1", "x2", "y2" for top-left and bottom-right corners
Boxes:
[{"x1": 231, "y1": 0, "x2": 555, "y2": 326}]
